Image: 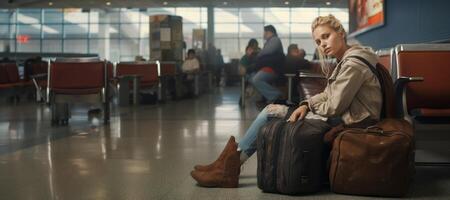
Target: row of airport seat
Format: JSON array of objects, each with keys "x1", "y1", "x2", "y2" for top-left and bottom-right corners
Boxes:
[
  {"x1": 0, "y1": 58, "x2": 213, "y2": 125},
  {"x1": 0, "y1": 61, "x2": 35, "y2": 102}
]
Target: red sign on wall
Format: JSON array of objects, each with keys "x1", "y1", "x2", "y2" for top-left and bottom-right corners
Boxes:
[{"x1": 16, "y1": 35, "x2": 30, "y2": 44}]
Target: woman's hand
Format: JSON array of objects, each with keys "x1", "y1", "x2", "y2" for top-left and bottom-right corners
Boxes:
[{"x1": 287, "y1": 105, "x2": 309, "y2": 122}]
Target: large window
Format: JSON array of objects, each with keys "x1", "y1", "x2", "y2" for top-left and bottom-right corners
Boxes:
[
  {"x1": 0, "y1": 7, "x2": 347, "y2": 62},
  {"x1": 215, "y1": 7, "x2": 348, "y2": 61},
  {"x1": 0, "y1": 8, "x2": 207, "y2": 62}
]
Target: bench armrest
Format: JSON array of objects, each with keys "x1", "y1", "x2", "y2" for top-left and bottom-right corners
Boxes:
[
  {"x1": 284, "y1": 73, "x2": 296, "y2": 78},
  {"x1": 30, "y1": 73, "x2": 47, "y2": 80},
  {"x1": 394, "y1": 76, "x2": 424, "y2": 118},
  {"x1": 298, "y1": 72, "x2": 326, "y2": 79}
]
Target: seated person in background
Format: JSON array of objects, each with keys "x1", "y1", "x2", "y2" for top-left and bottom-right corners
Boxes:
[
  {"x1": 251, "y1": 25, "x2": 285, "y2": 106},
  {"x1": 181, "y1": 49, "x2": 200, "y2": 97},
  {"x1": 238, "y1": 40, "x2": 261, "y2": 101},
  {"x1": 284, "y1": 44, "x2": 311, "y2": 74},
  {"x1": 134, "y1": 55, "x2": 146, "y2": 62},
  {"x1": 181, "y1": 49, "x2": 200, "y2": 78},
  {"x1": 239, "y1": 38, "x2": 261, "y2": 76},
  {"x1": 248, "y1": 38, "x2": 261, "y2": 52},
  {"x1": 239, "y1": 46, "x2": 257, "y2": 76},
  {"x1": 284, "y1": 44, "x2": 311, "y2": 102},
  {"x1": 313, "y1": 48, "x2": 320, "y2": 60}
]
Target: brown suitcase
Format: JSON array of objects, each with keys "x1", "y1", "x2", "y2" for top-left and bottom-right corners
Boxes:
[{"x1": 329, "y1": 119, "x2": 414, "y2": 197}]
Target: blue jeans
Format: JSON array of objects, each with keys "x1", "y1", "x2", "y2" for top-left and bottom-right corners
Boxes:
[
  {"x1": 238, "y1": 107, "x2": 269, "y2": 157},
  {"x1": 251, "y1": 70, "x2": 281, "y2": 102}
]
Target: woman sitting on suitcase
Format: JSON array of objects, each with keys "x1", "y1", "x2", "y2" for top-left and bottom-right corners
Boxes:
[{"x1": 191, "y1": 14, "x2": 382, "y2": 188}]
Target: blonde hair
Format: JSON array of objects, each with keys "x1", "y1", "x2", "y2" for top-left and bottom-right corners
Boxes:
[{"x1": 311, "y1": 15, "x2": 347, "y2": 76}]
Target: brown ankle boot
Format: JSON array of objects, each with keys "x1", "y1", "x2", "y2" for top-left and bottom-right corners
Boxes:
[
  {"x1": 194, "y1": 136, "x2": 236, "y2": 171},
  {"x1": 190, "y1": 142, "x2": 241, "y2": 188}
]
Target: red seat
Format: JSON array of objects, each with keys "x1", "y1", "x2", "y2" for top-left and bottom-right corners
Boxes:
[
  {"x1": 49, "y1": 57, "x2": 109, "y2": 125},
  {"x1": 50, "y1": 61, "x2": 105, "y2": 94},
  {"x1": 376, "y1": 48, "x2": 394, "y2": 74},
  {"x1": 5, "y1": 63, "x2": 20, "y2": 83},
  {"x1": 159, "y1": 62, "x2": 177, "y2": 76},
  {"x1": 0, "y1": 62, "x2": 32, "y2": 87},
  {"x1": 0, "y1": 63, "x2": 11, "y2": 84},
  {"x1": 411, "y1": 108, "x2": 450, "y2": 118},
  {"x1": 396, "y1": 50, "x2": 450, "y2": 117},
  {"x1": 394, "y1": 43, "x2": 450, "y2": 166},
  {"x1": 378, "y1": 55, "x2": 391, "y2": 72},
  {"x1": 116, "y1": 62, "x2": 159, "y2": 88},
  {"x1": 24, "y1": 59, "x2": 47, "y2": 81}
]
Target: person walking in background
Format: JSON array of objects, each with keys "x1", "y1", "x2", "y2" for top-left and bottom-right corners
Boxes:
[
  {"x1": 207, "y1": 43, "x2": 217, "y2": 71},
  {"x1": 215, "y1": 49, "x2": 224, "y2": 86}
]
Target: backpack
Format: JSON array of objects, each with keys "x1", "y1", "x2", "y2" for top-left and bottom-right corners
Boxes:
[{"x1": 349, "y1": 56, "x2": 396, "y2": 119}]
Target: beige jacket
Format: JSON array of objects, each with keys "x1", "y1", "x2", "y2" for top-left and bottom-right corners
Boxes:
[{"x1": 305, "y1": 45, "x2": 382, "y2": 125}]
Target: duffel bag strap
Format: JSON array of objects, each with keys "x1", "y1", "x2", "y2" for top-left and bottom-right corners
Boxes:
[{"x1": 324, "y1": 118, "x2": 379, "y2": 145}]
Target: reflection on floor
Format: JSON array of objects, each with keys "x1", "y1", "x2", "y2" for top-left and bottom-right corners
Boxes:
[{"x1": 0, "y1": 87, "x2": 449, "y2": 200}]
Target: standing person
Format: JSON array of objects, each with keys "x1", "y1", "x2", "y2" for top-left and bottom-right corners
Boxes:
[
  {"x1": 207, "y1": 43, "x2": 217, "y2": 71},
  {"x1": 251, "y1": 25, "x2": 285, "y2": 107},
  {"x1": 190, "y1": 15, "x2": 382, "y2": 188},
  {"x1": 215, "y1": 49, "x2": 224, "y2": 86}
]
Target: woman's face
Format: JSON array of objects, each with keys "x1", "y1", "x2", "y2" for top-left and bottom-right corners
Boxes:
[
  {"x1": 187, "y1": 53, "x2": 195, "y2": 59},
  {"x1": 246, "y1": 48, "x2": 254, "y2": 56},
  {"x1": 312, "y1": 25, "x2": 345, "y2": 58},
  {"x1": 289, "y1": 48, "x2": 300, "y2": 57}
]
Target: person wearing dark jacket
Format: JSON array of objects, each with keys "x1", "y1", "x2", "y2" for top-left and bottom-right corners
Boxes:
[
  {"x1": 250, "y1": 25, "x2": 285, "y2": 103},
  {"x1": 240, "y1": 38, "x2": 261, "y2": 76},
  {"x1": 284, "y1": 44, "x2": 310, "y2": 74},
  {"x1": 284, "y1": 44, "x2": 311, "y2": 102}
]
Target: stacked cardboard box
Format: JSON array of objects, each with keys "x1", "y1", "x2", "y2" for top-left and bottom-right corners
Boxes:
[
  {"x1": 192, "y1": 29, "x2": 206, "y2": 50},
  {"x1": 149, "y1": 15, "x2": 183, "y2": 62}
]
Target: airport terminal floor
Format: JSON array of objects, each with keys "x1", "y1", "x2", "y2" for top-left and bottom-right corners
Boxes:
[{"x1": 1, "y1": 87, "x2": 450, "y2": 200}]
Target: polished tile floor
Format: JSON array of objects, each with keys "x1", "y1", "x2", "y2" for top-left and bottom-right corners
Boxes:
[{"x1": 1, "y1": 87, "x2": 450, "y2": 200}]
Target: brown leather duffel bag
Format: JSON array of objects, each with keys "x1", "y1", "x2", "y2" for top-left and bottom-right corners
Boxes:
[
  {"x1": 329, "y1": 118, "x2": 414, "y2": 197},
  {"x1": 327, "y1": 56, "x2": 414, "y2": 197}
]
